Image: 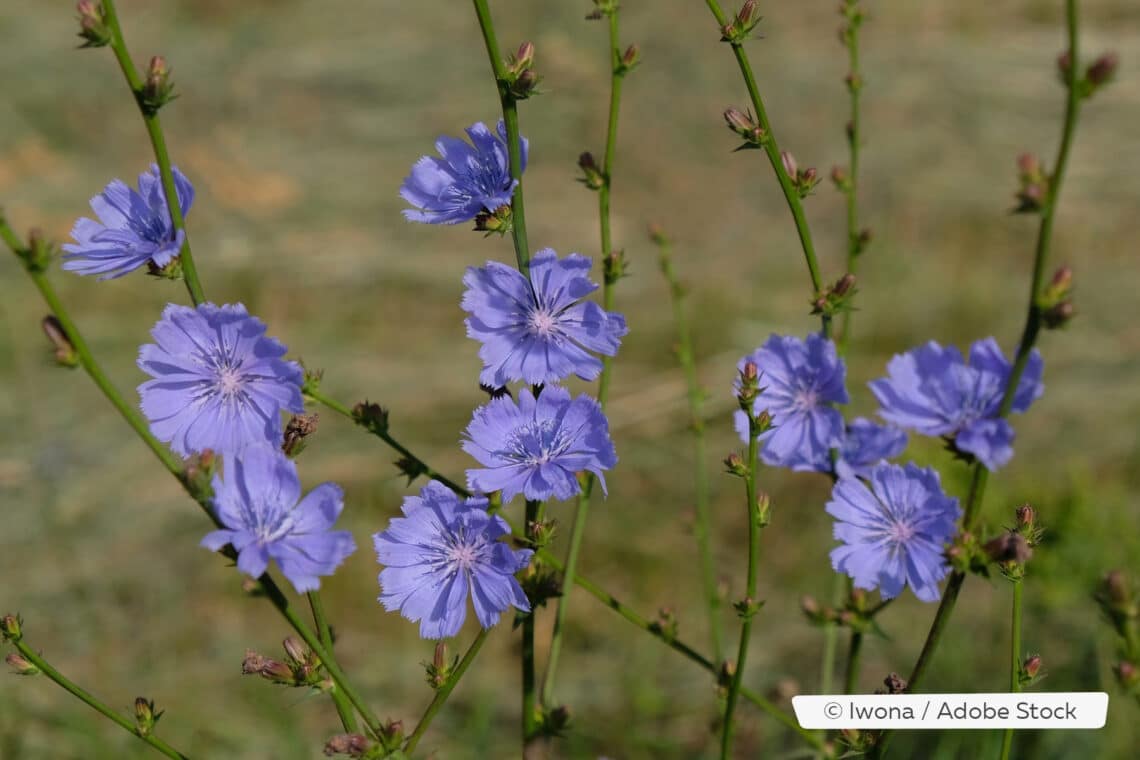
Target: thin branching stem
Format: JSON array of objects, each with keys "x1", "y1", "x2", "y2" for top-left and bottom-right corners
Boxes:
[
  {"x1": 874, "y1": 2, "x2": 1084, "y2": 754},
  {"x1": 6, "y1": 637, "x2": 189, "y2": 759},
  {"x1": 999, "y1": 580, "x2": 1024, "y2": 760},
  {"x1": 405, "y1": 628, "x2": 493, "y2": 754},
  {"x1": 99, "y1": 0, "x2": 204, "y2": 305},
  {"x1": 308, "y1": 591, "x2": 358, "y2": 733}
]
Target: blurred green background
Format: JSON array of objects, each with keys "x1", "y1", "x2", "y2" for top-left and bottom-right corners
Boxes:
[{"x1": 2, "y1": 1, "x2": 1139, "y2": 758}]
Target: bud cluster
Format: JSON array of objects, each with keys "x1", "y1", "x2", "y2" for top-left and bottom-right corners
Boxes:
[
  {"x1": 473, "y1": 203, "x2": 514, "y2": 236},
  {"x1": 1094, "y1": 570, "x2": 1140, "y2": 697},
  {"x1": 723, "y1": 107, "x2": 767, "y2": 150},
  {"x1": 241, "y1": 638, "x2": 327, "y2": 689},
  {"x1": 800, "y1": 589, "x2": 881, "y2": 634},
  {"x1": 603, "y1": 248, "x2": 628, "y2": 285},
  {"x1": 811, "y1": 272, "x2": 858, "y2": 317},
  {"x1": 838, "y1": 1, "x2": 866, "y2": 52},
  {"x1": 586, "y1": 0, "x2": 618, "y2": 20},
  {"x1": 577, "y1": 151, "x2": 605, "y2": 190},
  {"x1": 352, "y1": 400, "x2": 389, "y2": 436},
  {"x1": 721, "y1": 0, "x2": 762, "y2": 43},
  {"x1": 781, "y1": 151, "x2": 821, "y2": 198},
  {"x1": 1058, "y1": 50, "x2": 1119, "y2": 99},
  {"x1": 504, "y1": 42, "x2": 540, "y2": 100}
]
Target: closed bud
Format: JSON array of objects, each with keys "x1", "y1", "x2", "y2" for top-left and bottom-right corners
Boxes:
[
  {"x1": 513, "y1": 68, "x2": 540, "y2": 98},
  {"x1": 543, "y1": 704, "x2": 571, "y2": 735},
  {"x1": 577, "y1": 151, "x2": 606, "y2": 190},
  {"x1": 134, "y1": 697, "x2": 160, "y2": 736},
  {"x1": 1015, "y1": 504, "x2": 1036, "y2": 529},
  {"x1": 1042, "y1": 300, "x2": 1075, "y2": 329},
  {"x1": 1116, "y1": 660, "x2": 1139, "y2": 688},
  {"x1": 352, "y1": 401, "x2": 389, "y2": 435},
  {"x1": 1057, "y1": 50, "x2": 1073, "y2": 79},
  {"x1": 381, "y1": 719, "x2": 404, "y2": 745},
  {"x1": 1, "y1": 614, "x2": 22, "y2": 642},
  {"x1": 800, "y1": 595, "x2": 821, "y2": 619},
  {"x1": 282, "y1": 636, "x2": 308, "y2": 666},
  {"x1": 6, "y1": 653, "x2": 38, "y2": 675},
  {"x1": 737, "y1": 0, "x2": 759, "y2": 26},
  {"x1": 619, "y1": 44, "x2": 641, "y2": 72},
  {"x1": 142, "y1": 56, "x2": 176, "y2": 114},
  {"x1": 1017, "y1": 152, "x2": 1041, "y2": 179},
  {"x1": 1048, "y1": 264, "x2": 1073, "y2": 293},
  {"x1": 1085, "y1": 52, "x2": 1118, "y2": 89},
  {"x1": 833, "y1": 272, "x2": 857, "y2": 297},
  {"x1": 780, "y1": 150, "x2": 798, "y2": 179},
  {"x1": 41, "y1": 315, "x2": 79, "y2": 368},
  {"x1": 984, "y1": 530, "x2": 1032, "y2": 565},
  {"x1": 24, "y1": 228, "x2": 57, "y2": 272},
  {"x1": 724, "y1": 452, "x2": 747, "y2": 476},
  {"x1": 1023, "y1": 654, "x2": 1042, "y2": 680},
  {"x1": 323, "y1": 733, "x2": 372, "y2": 757},
  {"x1": 513, "y1": 42, "x2": 535, "y2": 72},
  {"x1": 647, "y1": 223, "x2": 670, "y2": 247},
  {"x1": 831, "y1": 165, "x2": 849, "y2": 188},
  {"x1": 76, "y1": 1, "x2": 111, "y2": 48},
  {"x1": 883, "y1": 672, "x2": 908, "y2": 694},
  {"x1": 755, "y1": 491, "x2": 771, "y2": 526}
]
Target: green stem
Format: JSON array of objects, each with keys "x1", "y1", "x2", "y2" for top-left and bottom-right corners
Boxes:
[
  {"x1": 308, "y1": 591, "x2": 357, "y2": 734},
  {"x1": 721, "y1": 427, "x2": 762, "y2": 757},
  {"x1": 818, "y1": 573, "x2": 846, "y2": 699},
  {"x1": 657, "y1": 239, "x2": 722, "y2": 663},
  {"x1": 100, "y1": 0, "x2": 205, "y2": 305},
  {"x1": 702, "y1": 0, "x2": 827, "y2": 336},
  {"x1": 533, "y1": 545, "x2": 824, "y2": 751},
  {"x1": 306, "y1": 388, "x2": 470, "y2": 497},
  {"x1": 470, "y1": 0, "x2": 530, "y2": 270},
  {"x1": 999, "y1": 580, "x2": 1023, "y2": 760},
  {"x1": 838, "y1": 4, "x2": 864, "y2": 355},
  {"x1": 522, "y1": 499, "x2": 540, "y2": 747},
  {"x1": 876, "y1": 7, "x2": 1082, "y2": 754},
  {"x1": 405, "y1": 628, "x2": 492, "y2": 754},
  {"x1": 9, "y1": 638, "x2": 189, "y2": 759},
  {"x1": 541, "y1": 7, "x2": 628, "y2": 706}
]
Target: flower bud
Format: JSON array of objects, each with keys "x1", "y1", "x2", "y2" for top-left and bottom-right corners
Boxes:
[
  {"x1": 134, "y1": 697, "x2": 159, "y2": 736},
  {"x1": 41, "y1": 315, "x2": 79, "y2": 368},
  {"x1": 755, "y1": 491, "x2": 771, "y2": 527},
  {"x1": 1116, "y1": 660, "x2": 1139, "y2": 689},
  {"x1": 323, "y1": 733, "x2": 372, "y2": 757},
  {"x1": 577, "y1": 151, "x2": 605, "y2": 191},
  {"x1": 984, "y1": 530, "x2": 1032, "y2": 565},
  {"x1": 1057, "y1": 51, "x2": 1073, "y2": 79},
  {"x1": 1022, "y1": 654, "x2": 1042, "y2": 680},
  {"x1": 831, "y1": 165, "x2": 850, "y2": 189},
  {"x1": 76, "y1": 1, "x2": 111, "y2": 48},
  {"x1": 1042, "y1": 300, "x2": 1075, "y2": 329},
  {"x1": 474, "y1": 204, "x2": 513, "y2": 235},
  {"x1": 23, "y1": 228, "x2": 57, "y2": 272},
  {"x1": 513, "y1": 42, "x2": 535, "y2": 73},
  {"x1": 883, "y1": 672, "x2": 908, "y2": 694},
  {"x1": 724, "y1": 452, "x2": 747, "y2": 476},
  {"x1": 1, "y1": 614, "x2": 22, "y2": 642},
  {"x1": 512, "y1": 68, "x2": 541, "y2": 99},
  {"x1": 618, "y1": 44, "x2": 641, "y2": 73},
  {"x1": 1017, "y1": 152, "x2": 1041, "y2": 179},
  {"x1": 141, "y1": 56, "x2": 176, "y2": 114},
  {"x1": 1085, "y1": 52, "x2": 1118, "y2": 89},
  {"x1": 6, "y1": 653, "x2": 38, "y2": 675},
  {"x1": 780, "y1": 150, "x2": 798, "y2": 179},
  {"x1": 282, "y1": 636, "x2": 308, "y2": 666},
  {"x1": 380, "y1": 719, "x2": 404, "y2": 746},
  {"x1": 543, "y1": 704, "x2": 571, "y2": 735},
  {"x1": 647, "y1": 223, "x2": 670, "y2": 247},
  {"x1": 352, "y1": 401, "x2": 389, "y2": 435}
]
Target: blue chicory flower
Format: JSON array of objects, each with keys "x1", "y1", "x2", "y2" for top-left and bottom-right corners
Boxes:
[
  {"x1": 374, "y1": 481, "x2": 533, "y2": 639},
  {"x1": 201, "y1": 445, "x2": 356, "y2": 593},
  {"x1": 827, "y1": 462, "x2": 961, "y2": 602},
  {"x1": 462, "y1": 248, "x2": 628, "y2": 387},
  {"x1": 835, "y1": 418, "x2": 908, "y2": 480},
  {"x1": 400, "y1": 121, "x2": 526, "y2": 225},
  {"x1": 137, "y1": 303, "x2": 304, "y2": 456},
  {"x1": 869, "y1": 338, "x2": 1044, "y2": 471},
  {"x1": 463, "y1": 385, "x2": 616, "y2": 503},
  {"x1": 734, "y1": 333, "x2": 849, "y2": 472},
  {"x1": 62, "y1": 165, "x2": 194, "y2": 279}
]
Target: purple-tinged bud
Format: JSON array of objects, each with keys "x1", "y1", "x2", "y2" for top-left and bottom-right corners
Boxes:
[
  {"x1": 647, "y1": 223, "x2": 670, "y2": 247},
  {"x1": 801, "y1": 167, "x2": 818, "y2": 185},
  {"x1": 1042, "y1": 300, "x2": 1075, "y2": 329},
  {"x1": 578, "y1": 151, "x2": 605, "y2": 190},
  {"x1": 800, "y1": 595, "x2": 822, "y2": 620},
  {"x1": 724, "y1": 452, "x2": 746, "y2": 476},
  {"x1": 831, "y1": 165, "x2": 850, "y2": 188},
  {"x1": 1116, "y1": 660, "x2": 1139, "y2": 688},
  {"x1": 883, "y1": 672, "x2": 908, "y2": 694},
  {"x1": 1015, "y1": 504, "x2": 1036, "y2": 529},
  {"x1": 1017, "y1": 152, "x2": 1041, "y2": 179},
  {"x1": 833, "y1": 272, "x2": 857, "y2": 297},
  {"x1": 1, "y1": 614, "x2": 22, "y2": 642},
  {"x1": 1023, "y1": 654, "x2": 1042, "y2": 680},
  {"x1": 6, "y1": 653, "x2": 38, "y2": 675},
  {"x1": 619, "y1": 44, "x2": 641, "y2": 72},
  {"x1": 1049, "y1": 265, "x2": 1073, "y2": 293},
  {"x1": 603, "y1": 248, "x2": 627, "y2": 285},
  {"x1": 984, "y1": 531, "x2": 1032, "y2": 565},
  {"x1": 780, "y1": 150, "x2": 798, "y2": 178},
  {"x1": 526, "y1": 517, "x2": 558, "y2": 548},
  {"x1": 41, "y1": 315, "x2": 79, "y2": 368},
  {"x1": 1086, "y1": 52, "x2": 1118, "y2": 88},
  {"x1": 723, "y1": 107, "x2": 766, "y2": 146},
  {"x1": 433, "y1": 641, "x2": 447, "y2": 671},
  {"x1": 323, "y1": 733, "x2": 372, "y2": 758},
  {"x1": 1057, "y1": 50, "x2": 1073, "y2": 78},
  {"x1": 76, "y1": 1, "x2": 111, "y2": 48},
  {"x1": 282, "y1": 413, "x2": 319, "y2": 457},
  {"x1": 140, "y1": 56, "x2": 176, "y2": 114},
  {"x1": 381, "y1": 720, "x2": 404, "y2": 746},
  {"x1": 544, "y1": 704, "x2": 571, "y2": 734},
  {"x1": 514, "y1": 42, "x2": 535, "y2": 72},
  {"x1": 282, "y1": 636, "x2": 308, "y2": 666}
]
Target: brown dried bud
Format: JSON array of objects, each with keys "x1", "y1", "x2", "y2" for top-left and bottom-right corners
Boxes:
[
  {"x1": 883, "y1": 672, "x2": 908, "y2": 694},
  {"x1": 620, "y1": 43, "x2": 640, "y2": 70},
  {"x1": 41, "y1": 315, "x2": 78, "y2": 367},
  {"x1": 282, "y1": 636, "x2": 308, "y2": 666},
  {"x1": 1042, "y1": 300, "x2": 1075, "y2": 329},
  {"x1": 1023, "y1": 654, "x2": 1042, "y2": 679},
  {"x1": 282, "y1": 413, "x2": 319, "y2": 456},
  {"x1": 323, "y1": 733, "x2": 372, "y2": 757},
  {"x1": 984, "y1": 531, "x2": 1032, "y2": 565},
  {"x1": 833, "y1": 272, "x2": 857, "y2": 297},
  {"x1": 1086, "y1": 52, "x2": 1119, "y2": 87}
]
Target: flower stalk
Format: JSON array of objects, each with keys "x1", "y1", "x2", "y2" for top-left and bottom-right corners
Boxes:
[
  {"x1": 98, "y1": 0, "x2": 204, "y2": 305},
  {"x1": 405, "y1": 628, "x2": 493, "y2": 754}
]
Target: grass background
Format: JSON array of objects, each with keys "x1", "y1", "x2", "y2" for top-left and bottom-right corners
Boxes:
[{"x1": 1, "y1": 0, "x2": 1139, "y2": 757}]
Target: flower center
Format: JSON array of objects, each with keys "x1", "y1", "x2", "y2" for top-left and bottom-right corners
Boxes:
[
  {"x1": 216, "y1": 365, "x2": 246, "y2": 397},
  {"x1": 447, "y1": 542, "x2": 480, "y2": 570},
  {"x1": 505, "y1": 419, "x2": 569, "y2": 466},
  {"x1": 791, "y1": 387, "x2": 819, "y2": 412},
  {"x1": 887, "y1": 520, "x2": 916, "y2": 544},
  {"x1": 528, "y1": 308, "x2": 559, "y2": 337}
]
